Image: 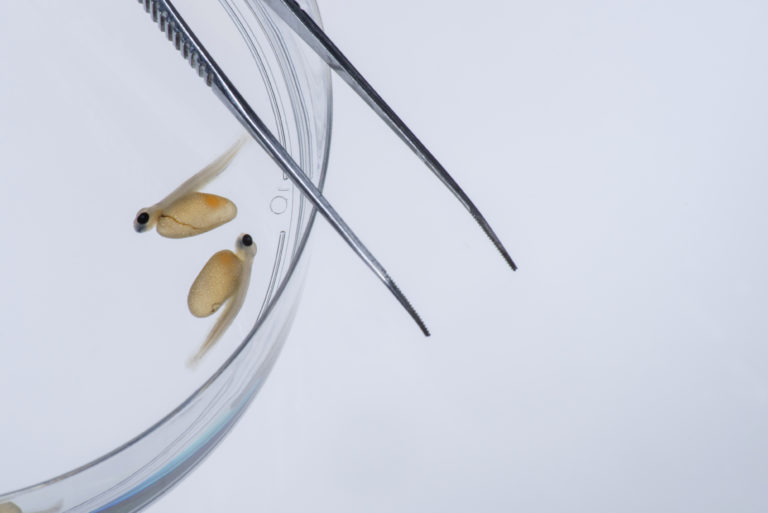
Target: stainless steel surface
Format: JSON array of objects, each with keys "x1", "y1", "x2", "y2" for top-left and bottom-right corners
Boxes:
[
  {"x1": 136, "y1": 0, "x2": 429, "y2": 336},
  {"x1": 261, "y1": 0, "x2": 518, "y2": 271}
]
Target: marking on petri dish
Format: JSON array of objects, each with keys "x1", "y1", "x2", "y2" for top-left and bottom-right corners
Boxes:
[{"x1": 269, "y1": 195, "x2": 288, "y2": 215}]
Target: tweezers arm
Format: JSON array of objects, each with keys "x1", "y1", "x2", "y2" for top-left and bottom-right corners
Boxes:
[
  {"x1": 214, "y1": 83, "x2": 429, "y2": 336},
  {"x1": 135, "y1": 0, "x2": 429, "y2": 335},
  {"x1": 261, "y1": 0, "x2": 517, "y2": 270}
]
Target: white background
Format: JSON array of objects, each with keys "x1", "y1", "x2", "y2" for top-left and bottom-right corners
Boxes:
[
  {"x1": 151, "y1": 1, "x2": 768, "y2": 512},
  {"x1": 1, "y1": 0, "x2": 767, "y2": 511}
]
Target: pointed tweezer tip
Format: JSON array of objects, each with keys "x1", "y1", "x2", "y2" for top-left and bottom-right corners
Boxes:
[
  {"x1": 407, "y1": 302, "x2": 431, "y2": 338},
  {"x1": 490, "y1": 236, "x2": 518, "y2": 271},
  {"x1": 468, "y1": 208, "x2": 517, "y2": 271},
  {"x1": 388, "y1": 279, "x2": 431, "y2": 337},
  {"x1": 505, "y1": 253, "x2": 519, "y2": 272}
]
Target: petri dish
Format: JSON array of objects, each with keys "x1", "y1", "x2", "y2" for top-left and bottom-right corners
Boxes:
[{"x1": 0, "y1": 0, "x2": 330, "y2": 511}]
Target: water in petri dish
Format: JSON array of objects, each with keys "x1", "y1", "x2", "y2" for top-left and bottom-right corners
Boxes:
[{"x1": 0, "y1": 1, "x2": 326, "y2": 493}]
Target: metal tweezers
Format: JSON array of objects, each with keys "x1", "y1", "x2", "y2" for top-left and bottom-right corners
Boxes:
[{"x1": 135, "y1": 0, "x2": 517, "y2": 336}]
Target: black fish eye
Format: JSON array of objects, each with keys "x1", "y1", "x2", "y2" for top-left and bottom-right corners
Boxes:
[
  {"x1": 137, "y1": 212, "x2": 150, "y2": 225},
  {"x1": 242, "y1": 234, "x2": 253, "y2": 247}
]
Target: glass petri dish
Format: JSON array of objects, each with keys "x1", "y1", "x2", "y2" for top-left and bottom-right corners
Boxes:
[{"x1": 0, "y1": 1, "x2": 330, "y2": 511}]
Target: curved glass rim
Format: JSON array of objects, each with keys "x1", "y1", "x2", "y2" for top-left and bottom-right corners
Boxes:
[
  {"x1": 5, "y1": 162, "x2": 328, "y2": 499},
  {"x1": 0, "y1": 0, "x2": 332, "y2": 505}
]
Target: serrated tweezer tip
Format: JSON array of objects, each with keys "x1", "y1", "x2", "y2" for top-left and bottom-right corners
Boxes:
[{"x1": 389, "y1": 280, "x2": 430, "y2": 337}]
